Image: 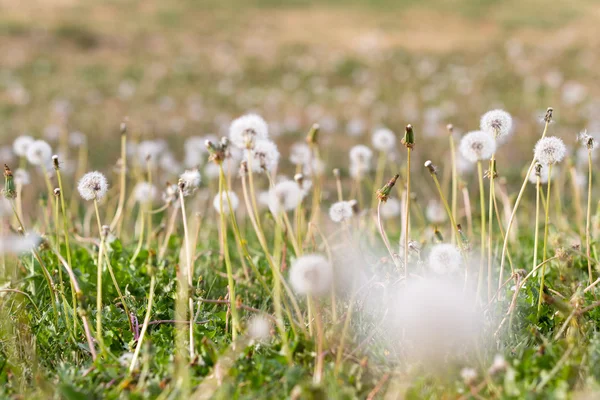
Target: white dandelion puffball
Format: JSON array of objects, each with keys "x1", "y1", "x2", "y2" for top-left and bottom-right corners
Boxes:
[
  {"x1": 459, "y1": 130, "x2": 496, "y2": 162},
  {"x1": 13, "y1": 135, "x2": 34, "y2": 157},
  {"x1": 371, "y1": 128, "x2": 396, "y2": 151},
  {"x1": 289, "y1": 142, "x2": 312, "y2": 166},
  {"x1": 534, "y1": 136, "x2": 566, "y2": 165},
  {"x1": 229, "y1": 113, "x2": 269, "y2": 149},
  {"x1": 26, "y1": 140, "x2": 52, "y2": 166},
  {"x1": 14, "y1": 169, "x2": 30, "y2": 186},
  {"x1": 460, "y1": 368, "x2": 478, "y2": 385},
  {"x1": 133, "y1": 182, "x2": 158, "y2": 204},
  {"x1": 349, "y1": 145, "x2": 373, "y2": 166},
  {"x1": 480, "y1": 109, "x2": 513, "y2": 138},
  {"x1": 179, "y1": 169, "x2": 201, "y2": 194},
  {"x1": 213, "y1": 191, "x2": 239, "y2": 215},
  {"x1": 77, "y1": 171, "x2": 109, "y2": 201},
  {"x1": 428, "y1": 244, "x2": 461, "y2": 274},
  {"x1": 245, "y1": 139, "x2": 280, "y2": 173},
  {"x1": 329, "y1": 201, "x2": 354, "y2": 223},
  {"x1": 289, "y1": 254, "x2": 333, "y2": 297},
  {"x1": 0, "y1": 234, "x2": 42, "y2": 254},
  {"x1": 268, "y1": 180, "x2": 303, "y2": 215},
  {"x1": 528, "y1": 163, "x2": 553, "y2": 184},
  {"x1": 426, "y1": 200, "x2": 447, "y2": 224},
  {"x1": 380, "y1": 197, "x2": 401, "y2": 219},
  {"x1": 69, "y1": 131, "x2": 87, "y2": 147},
  {"x1": 247, "y1": 315, "x2": 271, "y2": 341},
  {"x1": 137, "y1": 140, "x2": 165, "y2": 166},
  {"x1": 162, "y1": 183, "x2": 180, "y2": 205}
]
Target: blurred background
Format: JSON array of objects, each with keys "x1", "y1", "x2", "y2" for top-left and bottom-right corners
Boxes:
[{"x1": 0, "y1": 0, "x2": 599, "y2": 174}]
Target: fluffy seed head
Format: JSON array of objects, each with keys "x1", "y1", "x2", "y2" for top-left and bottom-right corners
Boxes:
[
  {"x1": 426, "y1": 200, "x2": 447, "y2": 223},
  {"x1": 212, "y1": 191, "x2": 239, "y2": 215},
  {"x1": 133, "y1": 182, "x2": 158, "y2": 204},
  {"x1": 460, "y1": 368, "x2": 478, "y2": 385},
  {"x1": 245, "y1": 139, "x2": 280, "y2": 173},
  {"x1": 380, "y1": 197, "x2": 401, "y2": 219},
  {"x1": 428, "y1": 244, "x2": 462, "y2": 274},
  {"x1": 14, "y1": 168, "x2": 30, "y2": 186},
  {"x1": 289, "y1": 142, "x2": 312, "y2": 166},
  {"x1": 349, "y1": 145, "x2": 373, "y2": 166},
  {"x1": 371, "y1": 128, "x2": 396, "y2": 151},
  {"x1": 13, "y1": 135, "x2": 34, "y2": 157},
  {"x1": 77, "y1": 171, "x2": 109, "y2": 201},
  {"x1": 69, "y1": 131, "x2": 87, "y2": 147},
  {"x1": 268, "y1": 180, "x2": 303, "y2": 215},
  {"x1": 289, "y1": 254, "x2": 333, "y2": 297},
  {"x1": 459, "y1": 130, "x2": 496, "y2": 162},
  {"x1": 577, "y1": 130, "x2": 597, "y2": 150},
  {"x1": 528, "y1": 163, "x2": 553, "y2": 184},
  {"x1": 26, "y1": 140, "x2": 52, "y2": 166},
  {"x1": 534, "y1": 136, "x2": 566, "y2": 165},
  {"x1": 480, "y1": 109, "x2": 513, "y2": 138},
  {"x1": 329, "y1": 201, "x2": 354, "y2": 222},
  {"x1": 179, "y1": 169, "x2": 201, "y2": 195},
  {"x1": 247, "y1": 315, "x2": 271, "y2": 341},
  {"x1": 229, "y1": 113, "x2": 269, "y2": 149}
]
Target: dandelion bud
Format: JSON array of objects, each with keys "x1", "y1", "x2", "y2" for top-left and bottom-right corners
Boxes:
[
  {"x1": 424, "y1": 160, "x2": 436, "y2": 175},
  {"x1": 120, "y1": 120, "x2": 127, "y2": 135},
  {"x1": 376, "y1": 173, "x2": 399, "y2": 202},
  {"x1": 52, "y1": 154, "x2": 60, "y2": 170},
  {"x1": 53, "y1": 188, "x2": 60, "y2": 197},
  {"x1": 534, "y1": 136, "x2": 566, "y2": 165},
  {"x1": 332, "y1": 168, "x2": 340, "y2": 178},
  {"x1": 289, "y1": 254, "x2": 333, "y2": 297},
  {"x1": 306, "y1": 123, "x2": 320, "y2": 145},
  {"x1": 446, "y1": 123, "x2": 454, "y2": 133},
  {"x1": 77, "y1": 171, "x2": 109, "y2": 201},
  {"x1": 3, "y1": 165, "x2": 16, "y2": 199},
  {"x1": 401, "y1": 124, "x2": 415, "y2": 148},
  {"x1": 329, "y1": 201, "x2": 354, "y2": 223}
]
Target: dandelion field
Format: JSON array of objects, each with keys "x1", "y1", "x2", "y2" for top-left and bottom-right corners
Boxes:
[{"x1": 2, "y1": 1, "x2": 600, "y2": 399}]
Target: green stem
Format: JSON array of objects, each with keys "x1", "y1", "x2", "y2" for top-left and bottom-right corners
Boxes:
[
  {"x1": 476, "y1": 162, "x2": 486, "y2": 300},
  {"x1": 129, "y1": 273, "x2": 156, "y2": 372},
  {"x1": 537, "y1": 164, "x2": 553, "y2": 317}
]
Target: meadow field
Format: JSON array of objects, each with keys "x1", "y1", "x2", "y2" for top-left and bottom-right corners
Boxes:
[{"x1": 2, "y1": 0, "x2": 600, "y2": 398}]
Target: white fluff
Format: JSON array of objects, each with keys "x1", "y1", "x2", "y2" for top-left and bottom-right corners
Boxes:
[
  {"x1": 480, "y1": 109, "x2": 513, "y2": 138},
  {"x1": 229, "y1": 113, "x2": 269, "y2": 149},
  {"x1": 371, "y1": 128, "x2": 396, "y2": 151},
  {"x1": 426, "y1": 200, "x2": 447, "y2": 223},
  {"x1": 428, "y1": 243, "x2": 462, "y2": 274},
  {"x1": 14, "y1": 169, "x2": 30, "y2": 186},
  {"x1": 528, "y1": 163, "x2": 553, "y2": 184},
  {"x1": 179, "y1": 169, "x2": 201, "y2": 195},
  {"x1": 13, "y1": 135, "x2": 34, "y2": 157},
  {"x1": 379, "y1": 197, "x2": 401, "y2": 219},
  {"x1": 534, "y1": 136, "x2": 566, "y2": 165},
  {"x1": 213, "y1": 191, "x2": 239, "y2": 215},
  {"x1": 77, "y1": 171, "x2": 109, "y2": 201},
  {"x1": 349, "y1": 145, "x2": 373, "y2": 166},
  {"x1": 244, "y1": 139, "x2": 280, "y2": 173},
  {"x1": 247, "y1": 315, "x2": 271, "y2": 341},
  {"x1": 133, "y1": 182, "x2": 158, "y2": 204},
  {"x1": 289, "y1": 254, "x2": 333, "y2": 297},
  {"x1": 459, "y1": 130, "x2": 496, "y2": 162},
  {"x1": 329, "y1": 201, "x2": 354, "y2": 222},
  {"x1": 26, "y1": 140, "x2": 52, "y2": 166},
  {"x1": 268, "y1": 180, "x2": 303, "y2": 215},
  {"x1": 289, "y1": 142, "x2": 312, "y2": 166}
]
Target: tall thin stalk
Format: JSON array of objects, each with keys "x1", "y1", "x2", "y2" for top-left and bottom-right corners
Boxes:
[
  {"x1": 401, "y1": 124, "x2": 414, "y2": 276},
  {"x1": 537, "y1": 164, "x2": 553, "y2": 317},
  {"x1": 110, "y1": 122, "x2": 128, "y2": 235},
  {"x1": 585, "y1": 143, "x2": 594, "y2": 285},
  {"x1": 476, "y1": 161, "x2": 486, "y2": 299},
  {"x1": 487, "y1": 153, "x2": 496, "y2": 301}
]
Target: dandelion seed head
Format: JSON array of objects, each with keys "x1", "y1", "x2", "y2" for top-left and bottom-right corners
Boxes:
[
  {"x1": 577, "y1": 130, "x2": 597, "y2": 150},
  {"x1": 26, "y1": 140, "x2": 52, "y2": 166},
  {"x1": 426, "y1": 200, "x2": 447, "y2": 224},
  {"x1": 245, "y1": 139, "x2": 280, "y2": 173},
  {"x1": 349, "y1": 145, "x2": 373, "y2": 166},
  {"x1": 489, "y1": 354, "x2": 508, "y2": 375},
  {"x1": 14, "y1": 168, "x2": 30, "y2": 186},
  {"x1": 528, "y1": 163, "x2": 553, "y2": 184},
  {"x1": 460, "y1": 367, "x2": 478, "y2": 385},
  {"x1": 137, "y1": 140, "x2": 166, "y2": 166},
  {"x1": 0, "y1": 234, "x2": 41, "y2": 254},
  {"x1": 459, "y1": 130, "x2": 496, "y2": 162},
  {"x1": 77, "y1": 171, "x2": 109, "y2": 201},
  {"x1": 428, "y1": 243, "x2": 461, "y2": 274},
  {"x1": 133, "y1": 182, "x2": 158, "y2": 204},
  {"x1": 212, "y1": 191, "x2": 239, "y2": 215},
  {"x1": 179, "y1": 169, "x2": 201, "y2": 195},
  {"x1": 289, "y1": 142, "x2": 312, "y2": 166},
  {"x1": 69, "y1": 131, "x2": 87, "y2": 147},
  {"x1": 289, "y1": 254, "x2": 333, "y2": 297},
  {"x1": 229, "y1": 113, "x2": 269, "y2": 149},
  {"x1": 480, "y1": 109, "x2": 513, "y2": 138},
  {"x1": 371, "y1": 128, "x2": 396, "y2": 151},
  {"x1": 247, "y1": 315, "x2": 271, "y2": 341},
  {"x1": 268, "y1": 180, "x2": 303, "y2": 215},
  {"x1": 13, "y1": 135, "x2": 34, "y2": 157},
  {"x1": 329, "y1": 201, "x2": 354, "y2": 223},
  {"x1": 534, "y1": 136, "x2": 566, "y2": 165},
  {"x1": 162, "y1": 183, "x2": 180, "y2": 205}
]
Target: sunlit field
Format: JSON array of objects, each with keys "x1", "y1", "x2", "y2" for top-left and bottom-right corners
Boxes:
[{"x1": 2, "y1": 1, "x2": 600, "y2": 399}]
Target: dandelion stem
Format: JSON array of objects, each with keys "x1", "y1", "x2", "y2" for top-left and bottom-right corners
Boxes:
[
  {"x1": 586, "y1": 149, "x2": 594, "y2": 285},
  {"x1": 476, "y1": 161, "x2": 486, "y2": 300},
  {"x1": 110, "y1": 129, "x2": 127, "y2": 235},
  {"x1": 449, "y1": 131, "x2": 458, "y2": 243},
  {"x1": 93, "y1": 197, "x2": 106, "y2": 352},
  {"x1": 533, "y1": 175, "x2": 541, "y2": 273},
  {"x1": 537, "y1": 164, "x2": 553, "y2": 318},
  {"x1": 487, "y1": 154, "x2": 496, "y2": 301},
  {"x1": 129, "y1": 271, "x2": 156, "y2": 373},
  {"x1": 403, "y1": 147, "x2": 411, "y2": 276}
]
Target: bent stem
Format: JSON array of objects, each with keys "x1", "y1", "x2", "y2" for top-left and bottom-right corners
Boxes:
[
  {"x1": 377, "y1": 200, "x2": 397, "y2": 267},
  {"x1": 93, "y1": 197, "x2": 106, "y2": 352},
  {"x1": 178, "y1": 186, "x2": 194, "y2": 358}
]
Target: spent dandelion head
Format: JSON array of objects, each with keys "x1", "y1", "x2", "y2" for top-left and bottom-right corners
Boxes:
[
  {"x1": 267, "y1": 180, "x2": 303, "y2": 215},
  {"x1": 459, "y1": 130, "x2": 496, "y2": 163},
  {"x1": 577, "y1": 130, "x2": 596, "y2": 150},
  {"x1": 534, "y1": 136, "x2": 566, "y2": 165},
  {"x1": 77, "y1": 171, "x2": 109, "y2": 201},
  {"x1": 289, "y1": 254, "x2": 333, "y2": 297},
  {"x1": 480, "y1": 109, "x2": 513, "y2": 138},
  {"x1": 244, "y1": 139, "x2": 280, "y2": 174},
  {"x1": 179, "y1": 169, "x2": 201, "y2": 196},
  {"x1": 229, "y1": 113, "x2": 269, "y2": 149},
  {"x1": 133, "y1": 182, "x2": 158, "y2": 204}
]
